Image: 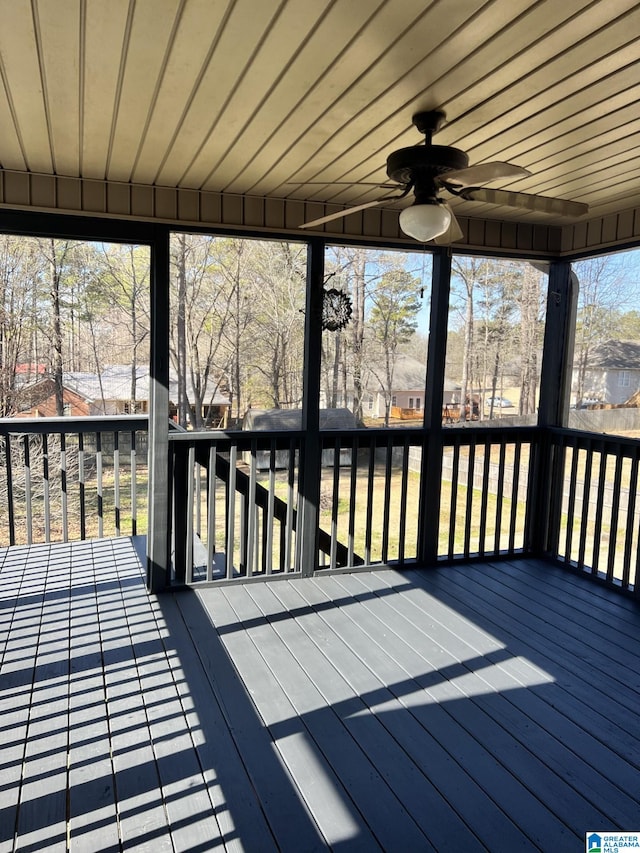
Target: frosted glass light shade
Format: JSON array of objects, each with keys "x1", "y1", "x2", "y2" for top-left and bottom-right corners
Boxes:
[{"x1": 399, "y1": 202, "x2": 452, "y2": 242}]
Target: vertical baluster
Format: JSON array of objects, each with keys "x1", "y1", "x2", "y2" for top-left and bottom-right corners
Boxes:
[
  {"x1": 207, "y1": 445, "x2": 216, "y2": 582},
  {"x1": 114, "y1": 432, "x2": 120, "y2": 536},
  {"x1": 607, "y1": 450, "x2": 624, "y2": 584},
  {"x1": 508, "y1": 440, "x2": 522, "y2": 554},
  {"x1": 96, "y1": 432, "x2": 103, "y2": 539},
  {"x1": 5, "y1": 436, "x2": 15, "y2": 545},
  {"x1": 195, "y1": 459, "x2": 202, "y2": 540},
  {"x1": 398, "y1": 438, "x2": 409, "y2": 565},
  {"x1": 78, "y1": 433, "x2": 85, "y2": 540},
  {"x1": 246, "y1": 439, "x2": 257, "y2": 576},
  {"x1": 23, "y1": 436, "x2": 32, "y2": 545},
  {"x1": 266, "y1": 441, "x2": 275, "y2": 575},
  {"x1": 130, "y1": 431, "x2": 137, "y2": 536},
  {"x1": 171, "y1": 443, "x2": 187, "y2": 585},
  {"x1": 464, "y1": 438, "x2": 476, "y2": 558},
  {"x1": 42, "y1": 434, "x2": 50, "y2": 543},
  {"x1": 632, "y1": 450, "x2": 640, "y2": 596},
  {"x1": 330, "y1": 436, "x2": 340, "y2": 570},
  {"x1": 60, "y1": 433, "x2": 68, "y2": 542},
  {"x1": 578, "y1": 441, "x2": 593, "y2": 572},
  {"x1": 591, "y1": 445, "x2": 608, "y2": 576},
  {"x1": 381, "y1": 437, "x2": 392, "y2": 564},
  {"x1": 226, "y1": 444, "x2": 237, "y2": 579},
  {"x1": 494, "y1": 439, "x2": 506, "y2": 554},
  {"x1": 348, "y1": 437, "x2": 358, "y2": 566},
  {"x1": 365, "y1": 439, "x2": 375, "y2": 565},
  {"x1": 623, "y1": 451, "x2": 638, "y2": 590},
  {"x1": 564, "y1": 438, "x2": 579, "y2": 563},
  {"x1": 448, "y1": 438, "x2": 460, "y2": 560},
  {"x1": 285, "y1": 440, "x2": 295, "y2": 572},
  {"x1": 478, "y1": 438, "x2": 491, "y2": 557},
  {"x1": 186, "y1": 445, "x2": 195, "y2": 583}
]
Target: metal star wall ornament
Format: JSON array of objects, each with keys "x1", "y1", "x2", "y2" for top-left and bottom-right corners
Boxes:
[{"x1": 322, "y1": 287, "x2": 353, "y2": 331}]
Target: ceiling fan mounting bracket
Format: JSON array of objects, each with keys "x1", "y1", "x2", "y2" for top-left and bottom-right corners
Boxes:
[
  {"x1": 412, "y1": 110, "x2": 447, "y2": 136},
  {"x1": 386, "y1": 145, "x2": 469, "y2": 185}
]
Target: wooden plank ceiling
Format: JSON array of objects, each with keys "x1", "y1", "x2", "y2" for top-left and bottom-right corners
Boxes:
[{"x1": 0, "y1": 0, "x2": 639, "y2": 233}]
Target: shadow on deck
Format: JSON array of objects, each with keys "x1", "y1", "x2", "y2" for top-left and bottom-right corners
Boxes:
[{"x1": 1, "y1": 537, "x2": 639, "y2": 851}]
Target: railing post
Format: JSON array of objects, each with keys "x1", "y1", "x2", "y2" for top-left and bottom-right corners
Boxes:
[
  {"x1": 147, "y1": 226, "x2": 171, "y2": 592},
  {"x1": 527, "y1": 260, "x2": 577, "y2": 556},
  {"x1": 418, "y1": 248, "x2": 451, "y2": 565},
  {"x1": 298, "y1": 238, "x2": 324, "y2": 577},
  {"x1": 172, "y1": 442, "x2": 188, "y2": 585}
]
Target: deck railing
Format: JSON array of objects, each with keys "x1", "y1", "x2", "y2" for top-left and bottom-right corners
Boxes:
[
  {"x1": 543, "y1": 427, "x2": 640, "y2": 594},
  {"x1": 439, "y1": 426, "x2": 536, "y2": 562},
  {"x1": 167, "y1": 426, "x2": 538, "y2": 583},
  {"x1": 0, "y1": 415, "x2": 149, "y2": 545},
  {"x1": 3, "y1": 416, "x2": 640, "y2": 595}
]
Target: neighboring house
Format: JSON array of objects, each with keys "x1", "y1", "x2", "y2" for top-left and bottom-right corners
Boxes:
[
  {"x1": 373, "y1": 354, "x2": 461, "y2": 420},
  {"x1": 65, "y1": 366, "x2": 150, "y2": 415},
  {"x1": 573, "y1": 340, "x2": 640, "y2": 406},
  {"x1": 321, "y1": 353, "x2": 461, "y2": 421},
  {"x1": 14, "y1": 377, "x2": 92, "y2": 418},
  {"x1": 14, "y1": 364, "x2": 231, "y2": 426}
]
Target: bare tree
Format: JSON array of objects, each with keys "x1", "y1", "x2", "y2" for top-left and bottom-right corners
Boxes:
[
  {"x1": 0, "y1": 237, "x2": 41, "y2": 415},
  {"x1": 100, "y1": 244, "x2": 150, "y2": 408},
  {"x1": 367, "y1": 267, "x2": 421, "y2": 425},
  {"x1": 572, "y1": 255, "x2": 634, "y2": 406}
]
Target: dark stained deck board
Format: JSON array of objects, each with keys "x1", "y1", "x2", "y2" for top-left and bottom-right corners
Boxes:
[
  {"x1": 342, "y1": 568, "x2": 640, "y2": 828},
  {"x1": 2, "y1": 541, "x2": 640, "y2": 852},
  {"x1": 13, "y1": 545, "x2": 71, "y2": 853},
  {"x1": 66, "y1": 541, "x2": 120, "y2": 853},
  {"x1": 420, "y1": 563, "x2": 640, "y2": 765},
  {"x1": 276, "y1": 572, "x2": 578, "y2": 850},
  {"x1": 219, "y1": 581, "x2": 433, "y2": 851}
]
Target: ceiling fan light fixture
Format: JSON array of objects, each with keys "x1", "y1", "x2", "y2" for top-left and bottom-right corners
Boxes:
[{"x1": 399, "y1": 199, "x2": 451, "y2": 242}]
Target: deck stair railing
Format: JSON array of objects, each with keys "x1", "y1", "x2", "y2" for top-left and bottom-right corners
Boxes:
[
  {"x1": 170, "y1": 430, "x2": 299, "y2": 583},
  {"x1": 168, "y1": 426, "x2": 539, "y2": 584},
  {"x1": 169, "y1": 429, "x2": 367, "y2": 585}
]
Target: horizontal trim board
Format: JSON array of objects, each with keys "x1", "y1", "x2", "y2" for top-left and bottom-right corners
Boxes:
[
  {"x1": 0, "y1": 169, "x2": 570, "y2": 256},
  {"x1": 9, "y1": 171, "x2": 640, "y2": 261}
]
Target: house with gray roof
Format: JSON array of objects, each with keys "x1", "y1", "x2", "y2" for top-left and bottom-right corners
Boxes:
[
  {"x1": 16, "y1": 365, "x2": 231, "y2": 425},
  {"x1": 573, "y1": 340, "x2": 640, "y2": 406}
]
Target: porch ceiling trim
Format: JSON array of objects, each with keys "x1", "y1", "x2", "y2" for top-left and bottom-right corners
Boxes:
[
  {"x1": 1, "y1": 168, "x2": 639, "y2": 259},
  {"x1": 0, "y1": 168, "x2": 565, "y2": 257}
]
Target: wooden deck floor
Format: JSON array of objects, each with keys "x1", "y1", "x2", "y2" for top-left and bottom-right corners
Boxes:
[{"x1": 2, "y1": 539, "x2": 640, "y2": 852}]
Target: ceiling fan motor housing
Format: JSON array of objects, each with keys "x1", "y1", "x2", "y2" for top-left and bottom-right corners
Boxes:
[{"x1": 386, "y1": 145, "x2": 469, "y2": 191}]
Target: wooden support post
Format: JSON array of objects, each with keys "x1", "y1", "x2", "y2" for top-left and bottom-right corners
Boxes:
[
  {"x1": 147, "y1": 227, "x2": 171, "y2": 592},
  {"x1": 527, "y1": 260, "x2": 577, "y2": 556},
  {"x1": 298, "y1": 238, "x2": 324, "y2": 576},
  {"x1": 418, "y1": 249, "x2": 452, "y2": 565}
]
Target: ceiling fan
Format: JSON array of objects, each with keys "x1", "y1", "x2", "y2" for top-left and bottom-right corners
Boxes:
[{"x1": 297, "y1": 110, "x2": 589, "y2": 243}]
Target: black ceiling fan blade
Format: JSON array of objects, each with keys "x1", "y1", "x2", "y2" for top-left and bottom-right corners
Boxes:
[
  {"x1": 444, "y1": 162, "x2": 531, "y2": 187},
  {"x1": 461, "y1": 187, "x2": 588, "y2": 216}
]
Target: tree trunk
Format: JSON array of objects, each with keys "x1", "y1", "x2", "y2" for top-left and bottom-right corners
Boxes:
[
  {"x1": 351, "y1": 252, "x2": 366, "y2": 420},
  {"x1": 49, "y1": 241, "x2": 65, "y2": 416},
  {"x1": 460, "y1": 285, "x2": 473, "y2": 421}
]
